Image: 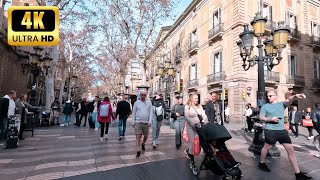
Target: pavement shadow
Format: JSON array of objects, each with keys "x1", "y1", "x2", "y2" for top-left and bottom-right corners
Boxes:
[{"x1": 229, "y1": 129, "x2": 253, "y2": 145}]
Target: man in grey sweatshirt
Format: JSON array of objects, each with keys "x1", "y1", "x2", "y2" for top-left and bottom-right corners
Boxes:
[{"x1": 132, "y1": 90, "x2": 153, "y2": 158}]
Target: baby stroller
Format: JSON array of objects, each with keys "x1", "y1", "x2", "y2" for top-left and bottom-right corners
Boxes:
[
  {"x1": 189, "y1": 122, "x2": 242, "y2": 180},
  {"x1": 40, "y1": 110, "x2": 51, "y2": 126}
]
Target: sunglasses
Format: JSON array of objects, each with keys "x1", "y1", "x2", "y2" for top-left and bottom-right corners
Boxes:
[{"x1": 267, "y1": 95, "x2": 276, "y2": 98}]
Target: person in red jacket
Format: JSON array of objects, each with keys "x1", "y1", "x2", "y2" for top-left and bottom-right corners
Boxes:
[{"x1": 98, "y1": 96, "x2": 113, "y2": 141}]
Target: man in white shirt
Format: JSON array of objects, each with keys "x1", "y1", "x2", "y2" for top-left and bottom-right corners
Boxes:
[
  {"x1": 0, "y1": 90, "x2": 16, "y2": 144},
  {"x1": 132, "y1": 90, "x2": 153, "y2": 158}
]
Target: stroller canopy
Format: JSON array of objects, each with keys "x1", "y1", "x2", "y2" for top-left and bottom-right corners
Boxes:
[{"x1": 203, "y1": 123, "x2": 232, "y2": 142}]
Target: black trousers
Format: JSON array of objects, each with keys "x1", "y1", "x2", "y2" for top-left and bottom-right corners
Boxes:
[
  {"x1": 246, "y1": 117, "x2": 254, "y2": 131},
  {"x1": 307, "y1": 127, "x2": 313, "y2": 137},
  {"x1": 99, "y1": 122, "x2": 110, "y2": 137},
  {"x1": 79, "y1": 113, "x2": 87, "y2": 126},
  {"x1": 289, "y1": 123, "x2": 299, "y2": 137},
  {"x1": 313, "y1": 121, "x2": 320, "y2": 135},
  {"x1": 19, "y1": 123, "x2": 25, "y2": 139}
]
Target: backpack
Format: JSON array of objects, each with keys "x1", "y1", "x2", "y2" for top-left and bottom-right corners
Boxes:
[
  {"x1": 155, "y1": 105, "x2": 163, "y2": 116},
  {"x1": 99, "y1": 104, "x2": 109, "y2": 117}
]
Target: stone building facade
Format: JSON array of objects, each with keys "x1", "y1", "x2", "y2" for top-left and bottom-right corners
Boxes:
[{"x1": 147, "y1": 0, "x2": 320, "y2": 122}]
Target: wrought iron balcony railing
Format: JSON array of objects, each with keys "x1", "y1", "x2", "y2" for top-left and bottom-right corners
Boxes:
[
  {"x1": 286, "y1": 75, "x2": 305, "y2": 86},
  {"x1": 188, "y1": 41, "x2": 199, "y2": 54},
  {"x1": 312, "y1": 79, "x2": 320, "y2": 88},
  {"x1": 207, "y1": 71, "x2": 225, "y2": 84},
  {"x1": 264, "y1": 71, "x2": 280, "y2": 82},
  {"x1": 311, "y1": 35, "x2": 320, "y2": 47},
  {"x1": 208, "y1": 23, "x2": 224, "y2": 40},
  {"x1": 187, "y1": 79, "x2": 199, "y2": 88},
  {"x1": 289, "y1": 28, "x2": 301, "y2": 41}
]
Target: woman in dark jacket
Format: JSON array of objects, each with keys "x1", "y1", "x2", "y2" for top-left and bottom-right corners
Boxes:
[{"x1": 171, "y1": 97, "x2": 185, "y2": 149}]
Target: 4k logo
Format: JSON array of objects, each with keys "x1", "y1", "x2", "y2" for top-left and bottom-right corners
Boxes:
[{"x1": 8, "y1": 6, "x2": 59, "y2": 46}]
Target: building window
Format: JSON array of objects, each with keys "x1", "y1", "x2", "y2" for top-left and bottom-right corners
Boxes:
[
  {"x1": 288, "y1": 55, "x2": 296, "y2": 76},
  {"x1": 190, "y1": 29, "x2": 197, "y2": 43},
  {"x1": 213, "y1": 52, "x2": 222, "y2": 74},
  {"x1": 285, "y1": 12, "x2": 296, "y2": 29},
  {"x1": 189, "y1": 63, "x2": 197, "y2": 80},
  {"x1": 311, "y1": 22, "x2": 319, "y2": 36},
  {"x1": 314, "y1": 60, "x2": 320, "y2": 79},
  {"x1": 213, "y1": 8, "x2": 221, "y2": 27}
]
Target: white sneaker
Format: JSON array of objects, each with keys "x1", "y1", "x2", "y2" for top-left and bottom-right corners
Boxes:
[
  {"x1": 95, "y1": 128, "x2": 98, "y2": 131},
  {"x1": 152, "y1": 141, "x2": 156, "y2": 148},
  {"x1": 311, "y1": 136, "x2": 314, "y2": 139},
  {"x1": 100, "y1": 137, "x2": 104, "y2": 142},
  {"x1": 308, "y1": 136, "x2": 311, "y2": 140},
  {"x1": 104, "y1": 134, "x2": 108, "y2": 140},
  {"x1": 251, "y1": 129, "x2": 255, "y2": 133},
  {"x1": 60, "y1": 124, "x2": 65, "y2": 127}
]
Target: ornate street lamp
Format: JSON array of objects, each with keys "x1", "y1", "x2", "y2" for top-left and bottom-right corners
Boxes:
[
  {"x1": 237, "y1": 11, "x2": 290, "y2": 157},
  {"x1": 42, "y1": 53, "x2": 53, "y2": 75}
]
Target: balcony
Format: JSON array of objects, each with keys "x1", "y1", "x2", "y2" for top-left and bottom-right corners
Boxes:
[
  {"x1": 207, "y1": 71, "x2": 225, "y2": 85},
  {"x1": 286, "y1": 75, "x2": 305, "y2": 87},
  {"x1": 188, "y1": 41, "x2": 199, "y2": 55},
  {"x1": 208, "y1": 23, "x2": 224, "y2": 44},
  {"x1": 175, "y1": 51, "x2": 182, "y2": 63},
  {"x1": 288, "y1": 28, "x2": 301, "y2": 42},
  {"x1": 311, "y1": 35, "x2": 320, "y2": 47},
  {"x1": 187, "y1": 79, "x2": 199, "y2": 89},
  {"x1": 264, "y1": 71, "x2": 280, "y2": 84},
  {"x1": 312, "y1": 79, "x2": 320, "y2": 89},
  {"x1": 265, "y1": 20, "x2": 277, "y2": 33}
]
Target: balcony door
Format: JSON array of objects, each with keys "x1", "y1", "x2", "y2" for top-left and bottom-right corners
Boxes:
[
  {"x1": 189, "y1": 63, "x2": 198, "y2": 80},
  {"x1": 314, "y1": 60, "x2": 320, "y2": 79},
  {"x1": 213, "y1": 52, "x2": 222, "y2": 74},
  {"x1": 213, "y1": 8, "x2": 221, "y2": 28},
  {"x1": 288, "y1": 55, "x2": 297, "y2": 77}
]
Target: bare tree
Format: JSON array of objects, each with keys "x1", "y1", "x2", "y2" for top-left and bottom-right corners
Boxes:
[{"x1": 97, "y1": 0, "x2": 178, "y2": 85}]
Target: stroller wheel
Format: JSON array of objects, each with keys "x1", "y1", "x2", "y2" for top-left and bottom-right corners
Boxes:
[{"x1": 192, "y1": 166, "x2": 200, "y2": 176}]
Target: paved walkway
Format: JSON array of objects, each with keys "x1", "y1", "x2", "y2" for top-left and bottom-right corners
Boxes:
[{"x1": 0, "y1": 116, "x2": 319, "y2": 180}]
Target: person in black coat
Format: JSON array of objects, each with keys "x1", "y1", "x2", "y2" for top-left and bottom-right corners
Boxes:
[
  {"x1": 205, "y1": 92, "x2": 224, "y2": 126},
  {"x1": 288, "y1": 105, "x2": 302, "y2": 138}
]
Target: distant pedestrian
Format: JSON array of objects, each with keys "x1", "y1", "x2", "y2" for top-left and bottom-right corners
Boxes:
[
  {"x1": 97, "y1": 96, "x2": 113, "y2": 141},
  {"x1": 132, "y1": 90, "x2": 153, "y2": 158},
  {"x1": 62, "y1": 100, "x2": 73, "y2": 126},
  {"x1": 243, "y1": 104, "x2": 253, "y2": 132},
  {"x1": 313, "y1": 103, "x2": 320, "y2": 135},
  {"x1": 289, "y1": 105, "x2": 302, "y2": 138},
  {"x1": 224, "y1": 105, "x2": 230, "y2": 124},
  {"x1": 0, "y1": 90, "x2": 16, "y2": 145},
  {"x1": 258, "y1": 89, "x2": 311, "y2": 179},
  {"x1": 171, "y1": 97, "x2": 185, "y2": 149},
  {"x1": 79, "y1": 98, "x2": 88, "y2": 127},
  {"x1": 205, "y1": 92, "x2": 223, "y2": 125},
  {"x1": 51, "y1": 99, "x2": 60, "y2": 125},
  {"x1": 303, "y1": 107, "x2": 314, "y2": 140},
  {"x1": 151, "y1": 92, "x2": 166, "y2": 148},
  {"x1": 116, "y1": 96, "x2": 131, "y2": 140},
  {"x1": 92, "y1": 96, "x2": 101, "y2": 130}
]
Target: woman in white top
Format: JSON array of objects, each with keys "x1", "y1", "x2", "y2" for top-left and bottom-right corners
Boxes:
[
  {"x1": 244, "y1": 105, "x2": 253, "y2": 132},
  {"x1": 184, "y1": 94, "x2": 208, "y2": 161}
]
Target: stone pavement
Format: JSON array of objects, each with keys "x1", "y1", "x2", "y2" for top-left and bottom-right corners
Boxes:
[{"x1": 0, "y1": 116, "x2": 319, "y2": 180}]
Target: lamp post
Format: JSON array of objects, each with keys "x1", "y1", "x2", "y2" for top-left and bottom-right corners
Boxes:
[
  {"x1": 237, "y1": 13, "x2": 290, "y2": 156},
  {"x1": 19, "y1": 46, "x2": 53, "y2": 106},
  {"x1": 157, "y1": 58, "x2": 176, "y2": 108}
]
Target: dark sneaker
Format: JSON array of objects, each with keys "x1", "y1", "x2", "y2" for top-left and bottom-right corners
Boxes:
[
  {"x1": 258, "y1": 162, "x2": 271, "y2": 172},
  {"x1": 295, "y1": 172, "x2": 312, "y2": 179},
  {"x1": 119, "y1": 136, "x2": 123, "y2": 141},
  {"x1": 141, "y1": 143, "x2": 145, "y2": 151},
  {"x1": 136, "y1": 151, "x2": 141, "y2": 158},
  {"x1": 176, "y1": 144, "x2": 180, "y2": 150}
]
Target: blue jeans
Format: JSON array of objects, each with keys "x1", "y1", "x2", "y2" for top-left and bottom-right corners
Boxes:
[
  {"x1": 64, "y1": 114, "x2": 71, "y2": 124},
  {"x1": 0, "y1": 118, "x2": 8, "y2": 143},
  {"x1": 118, "y1": 115, "x2": 127, "y2": 137},
  {"x1": 92, "y1": 112, "x2": 99, "y2": 129},
  {"x1": 152, "y1": 114, "x2": 162, "y2": 141}
]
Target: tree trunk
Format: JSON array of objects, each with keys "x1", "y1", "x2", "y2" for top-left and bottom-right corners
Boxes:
[{"x1": 45, "y1": 46, "x2": 58, "y2": 109}]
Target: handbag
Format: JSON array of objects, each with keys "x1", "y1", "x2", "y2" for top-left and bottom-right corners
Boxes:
[
  {"x1": 182, "y1": 121, "x2": 189, "y2": 142},
  {"x1": 193, "y1": 135, "x2": 201, "y2": 156},
  {"x1": 302, "y1": 119, "x2": 313, "y2": 127},
  {"x1": 192, "y1": 106, "x2": 204, "y2": 122},
  {"x1": 170, "y1": 105, "x2": 177, "y2": 120}
]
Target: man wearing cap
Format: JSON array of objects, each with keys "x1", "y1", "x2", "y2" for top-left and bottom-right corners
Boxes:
[{"x1": 132, "y1": 90, "x2": 153, "y2": 158}]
